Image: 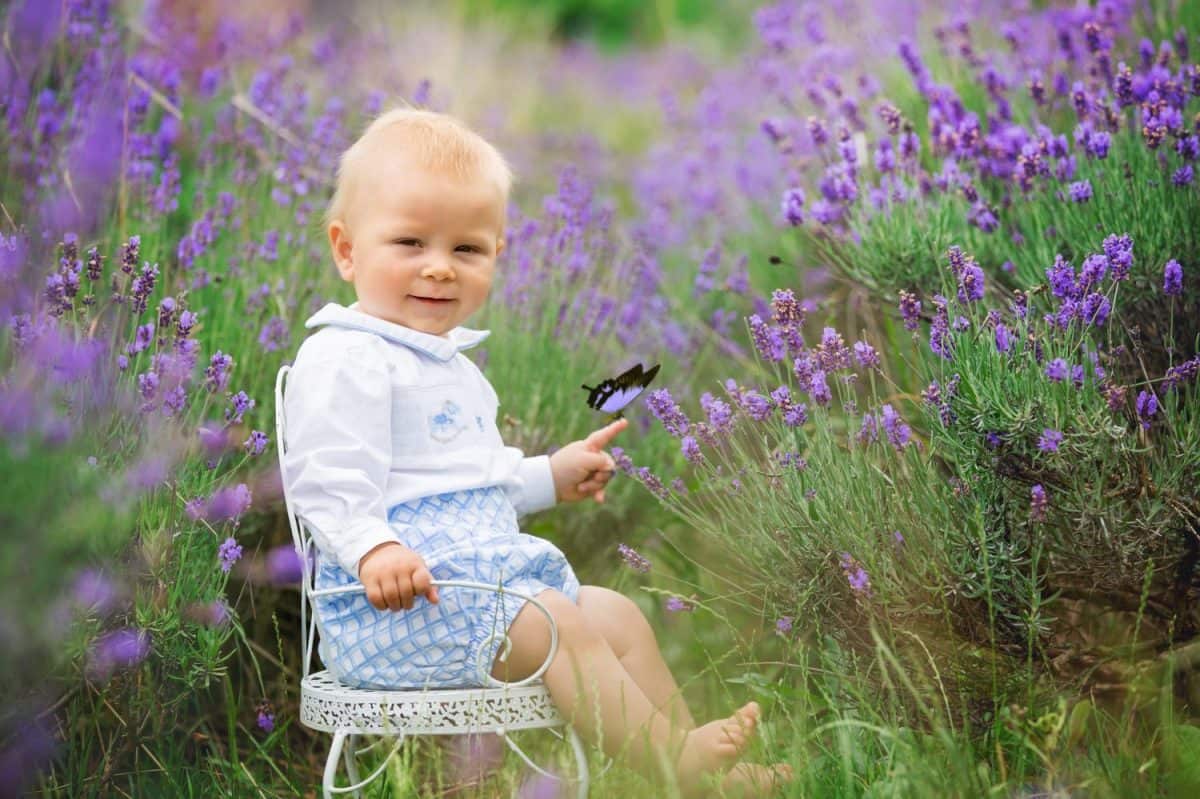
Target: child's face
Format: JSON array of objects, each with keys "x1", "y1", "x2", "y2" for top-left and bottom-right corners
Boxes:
[{"x1": 329, "y1": 152, "x2": 506, "y2": 338}]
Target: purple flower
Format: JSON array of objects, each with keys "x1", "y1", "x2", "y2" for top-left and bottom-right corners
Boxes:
[
  {"x1": 838, "y1": 552, "x2": 872, "y2": 598},
  {"x1": 1044, "y1": 358, "x2": 1069, "y2": 382},
  {"x1": 646, "y1": 389, "x2": 690, "y2": 437},
  {"x1": 1103, "y1": 383, "x2": 1128, "y2": 412},
  {"x1": 781, "y1": 188, "x2": 806, "y2": 226},
  {"x1": 136, "y1": 371, "x2": 159, "y2": 401},
  {"x1": 1067, "y1": 180, "x2": 1093, "y2": 203},
  {"x1": 184, "y1": 496, "x2": 206, "y2": 520},
  {"x1": 809, "y1": 370, "x2": 831, "y2": 406},
  {"x1": 775, "y1": 616, "x2": 793, "y2": 635},
  {"x1": 87, "y1": 628, "x2": 151, "y2": 681},
  {"x1": 1081, "y1": 293, "x2": 1111, "y2": 326},
  {"x1": 257, "y1": 316, "x2": 290, "y2": 352},
  {"x1": 71, "y1": 569, "x2": 117, "y2": 614},
  {"x1": 782, "y1": 399, "x2": 808, "y2": 427},
  {"x1": 898, "y1": 290, "x2": 921, "y2": 331},
  {"x1": 1163, "y1": 358, "x2": 1200, "y2": 392},
  {"x1": 243, "y1": 430, "x2": 268, "y2": 456},
  {"x1": 665, "y1": 596, "x2": 696, "y2": 613},
  {"x1": 218, "y1": 537, "x2": 243, "y2": 572},
  {"x1": 1079, "y1": 254, "x2": 1108, "y2": 288},
  {"x1": 617, "y1": 543, "x2": 650, "y2": 573},
  {"x1": 956, "y1": 261, "x2": 986, "y2": 303},
  {"x1": 770, "y1": 288, "x2": 805, "y2": 329},
  {"x1": 1086, "y1": 130, "x2": 1111, "y2": 158},
  {"x1": 995, "y1": 323, "x2": 1012, "y2": 354},
  {"x1": 204, "y1": 351, "x2": 234, "y2": 393},
  {"x1": 130, "y1": 322, "x2": 154, "y2": 355},
  {"x1": 1163, "y1": 259, "x2": 1183, "y2": 296},
  {"x1": 1046, "y1": 255, "x2": 1077, "y2": 299},
  {"x1": 748, "y1": 315, "x2": 787, "y2": 362},
  {"x1": 681, "y1": 435, "x2": 702, "y2": 463},
  {"x1": 1030, "y1": 484, "x2": 1048, "y2": 522},
  {"x1": 699, "y1": 393, "x2": 734, "y2": 435},
  {"x1": 1037, "y1": 428, "x2": 1063, "y2": 452},
  {"x1": 516, "y1": 771, "x2": 563, "y2": 799},
  {"x1": 0, "y1": 716, "x2": 58, "y2": 795},
  {"x1": 857, "y1": 411, "x2": 879, "y2": 444},
  {"x1": 1173, "y1": 165, "x2": 1194, "y2": 186},
  {"x1": 177, "y1": 310, "x2": 197, "y2": 338},
  {"x1": 610, "y1": 446, "x2": 634, "y2": 474},
  {"x1": 225, "y1": 390, "x2": 255, "y2": 423},
  {"x1": 1102, "y1": 234, "x2": 1133, "y2": 281},
  {"x1": 208, "y1": 484, "x2": 253, "y2": 523},
  {"x1": 256, "y1": 701, "x2": 275, "y2": 733},
  {"x1": 267, "y1": 545, "x2": 304, "y2": 585},
  {"x1": 1135, "y1": 390, "x2": 1158, "y2": 429},
  {"x1": 853, "y1": 341, "x2": 879, "y2": 368},
  {"x1": 880, "y1": 404, "x2": 911, "y2": 450}
]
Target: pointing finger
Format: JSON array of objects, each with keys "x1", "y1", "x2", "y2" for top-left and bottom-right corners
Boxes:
[{"x1": 587, "y1": 418, "x2": 628, "y2": 447}]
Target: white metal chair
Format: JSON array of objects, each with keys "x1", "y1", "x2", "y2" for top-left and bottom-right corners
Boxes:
[{"x1": 274, "y1": 364, "x2": 610, "y2": 798}]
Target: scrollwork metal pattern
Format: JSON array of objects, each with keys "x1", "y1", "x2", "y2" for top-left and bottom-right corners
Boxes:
[{"x1": 300, "y1": 670, "x2": 566, "y2": 735}]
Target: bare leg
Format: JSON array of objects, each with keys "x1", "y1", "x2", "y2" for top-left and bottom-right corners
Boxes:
[
  {"x1": 491, "y1": 589, "x2": 764, "y2": 793},
  {"x1": 576, "y1": 587, "x2": 794, "y2": 796},
  {"x1": 576, "y1": 585, "x2": 696, "y2": 729}
]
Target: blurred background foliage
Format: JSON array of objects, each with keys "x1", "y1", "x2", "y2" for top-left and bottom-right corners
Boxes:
[
  {"x1": 2, "y1": 0, "x2": 1199, "y2": 796},
  {"x1": 450, "y1": 0, "x2": 757, "y2": 51}
]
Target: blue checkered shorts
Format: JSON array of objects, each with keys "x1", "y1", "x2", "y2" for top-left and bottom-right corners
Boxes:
[{"x1": 312, "y1": 486, "x2": 581, "y2": 689}]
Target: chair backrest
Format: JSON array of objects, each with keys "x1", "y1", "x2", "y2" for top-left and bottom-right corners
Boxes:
[{"x1": 274, "y1": 364, "x2": 321, "y2": 678}]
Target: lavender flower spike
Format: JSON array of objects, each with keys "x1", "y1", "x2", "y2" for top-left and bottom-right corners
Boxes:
[
  {"x1": 1163, "y1": 259, "x2": 1183, "y2": 296},
  {"x1": 617, "y1": 543, "x2": 651, "y2": 573},
  {"x1": 1030, "y1": 484, "x2": 1048, "y2": 522}
]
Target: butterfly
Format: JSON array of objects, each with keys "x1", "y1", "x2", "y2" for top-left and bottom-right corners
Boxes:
[{"x1": 581, "y1": 362, "x2": 661, "y2": 423}]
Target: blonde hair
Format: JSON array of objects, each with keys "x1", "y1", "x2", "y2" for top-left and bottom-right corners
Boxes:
[{"x1": 325, "y1": 107, "x2": 514, "y2": 230}]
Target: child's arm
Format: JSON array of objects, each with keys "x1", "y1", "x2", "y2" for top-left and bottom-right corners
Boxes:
[
  {"x1": 282, "y1": 342, "x2": 406, "y2": 579},
  {"x1": 548, "y1": 418, "x2": 628, "y2": 503}
]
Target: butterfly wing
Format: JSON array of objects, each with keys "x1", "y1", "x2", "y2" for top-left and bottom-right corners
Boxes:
[{"x1": 582, "y1": 363, "x2": 660, "y2": 414}]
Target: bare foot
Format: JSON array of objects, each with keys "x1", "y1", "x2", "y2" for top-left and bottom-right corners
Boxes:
[
  {"x1": 675, "y1": 702, "x2": 762, "y2": 797},
  {"x1": 717, "y1": 763, "x2": 795, "y2": 797}
]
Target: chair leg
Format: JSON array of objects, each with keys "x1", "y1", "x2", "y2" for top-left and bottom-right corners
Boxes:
[
  {"x1": 567, "y1": 727, "x2": 590, "y2": 799},
  {"x1": 342, "y1": 734, "x2": 362, "y2": 798},
  {"x1": 324, "y1": 729, "x2": 407, "y2": 798},
  {"x1": 324, "y1": 730, "x2": 348, "y2": 799}
]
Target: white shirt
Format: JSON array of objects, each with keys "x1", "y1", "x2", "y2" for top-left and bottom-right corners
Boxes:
[{"x1": 281, "y1": 302, "x2": 558, "y2": 577}]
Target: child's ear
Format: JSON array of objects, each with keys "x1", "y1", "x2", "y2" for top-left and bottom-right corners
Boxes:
[
  {"x1": 495, "y1": 237, "x2": 506, "y2": 258},
  {"x1": 328, "y1": 220, "x2": 355, "y2": 281}
]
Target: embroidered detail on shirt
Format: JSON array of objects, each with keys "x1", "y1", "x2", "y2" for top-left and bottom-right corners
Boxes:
[
  {"x1": 429, "y1": 400, "x2": 468, "y2": 443},
  {"x1": 475, "y1": 415, "x2": 483, "y2": 432}
]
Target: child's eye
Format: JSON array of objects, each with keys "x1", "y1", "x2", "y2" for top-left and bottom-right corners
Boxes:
[
  {"x1": 394, "y1": 239, "x2": 421, "y2": 247},
  {"x1": 455, "y1": 245, "x2": 481, "y2": 253}
]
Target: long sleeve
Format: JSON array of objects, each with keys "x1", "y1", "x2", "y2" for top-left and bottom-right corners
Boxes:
[
  {"x1": 282, "y1": 347, "x2": 405, "y2": 577},
  {"x1": 501, "y1": 452, "x2": 558, "y2": 518}
]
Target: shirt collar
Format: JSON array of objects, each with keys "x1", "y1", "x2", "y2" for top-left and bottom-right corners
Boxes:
[{"x1": 304, "y1": 302, "x2": 491, "y2": 362}]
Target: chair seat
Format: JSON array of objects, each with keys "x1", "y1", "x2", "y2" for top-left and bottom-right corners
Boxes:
[{"x1": 299, "y1": 670, "x2": 566, "y2": 735}]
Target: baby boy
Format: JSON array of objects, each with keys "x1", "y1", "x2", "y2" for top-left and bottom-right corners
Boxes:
[{"x1": 282, "y1": 108, "x2": 790, "y2": 796}]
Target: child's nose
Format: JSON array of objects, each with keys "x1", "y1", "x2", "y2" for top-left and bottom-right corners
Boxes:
[{"x1": 420, "y1": 255, "x2": 456, "y2": 279}]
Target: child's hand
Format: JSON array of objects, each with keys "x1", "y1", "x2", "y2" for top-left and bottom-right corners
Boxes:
[
  {"x1": 357, "y1": 542, "x2": 440, "y2": 612},
  {"x1": 549, "y1": 418, "x2": 629, "y2": 504}
]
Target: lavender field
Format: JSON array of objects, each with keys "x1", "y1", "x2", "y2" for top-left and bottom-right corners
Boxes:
[{"x1": 2, "y1": 0, "x2": 1199, "y2": 796}]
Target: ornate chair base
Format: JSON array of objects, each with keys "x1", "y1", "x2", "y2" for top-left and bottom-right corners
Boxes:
[{"x1": 305, "y1": 671, "x2": 599, "y2": 799}]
